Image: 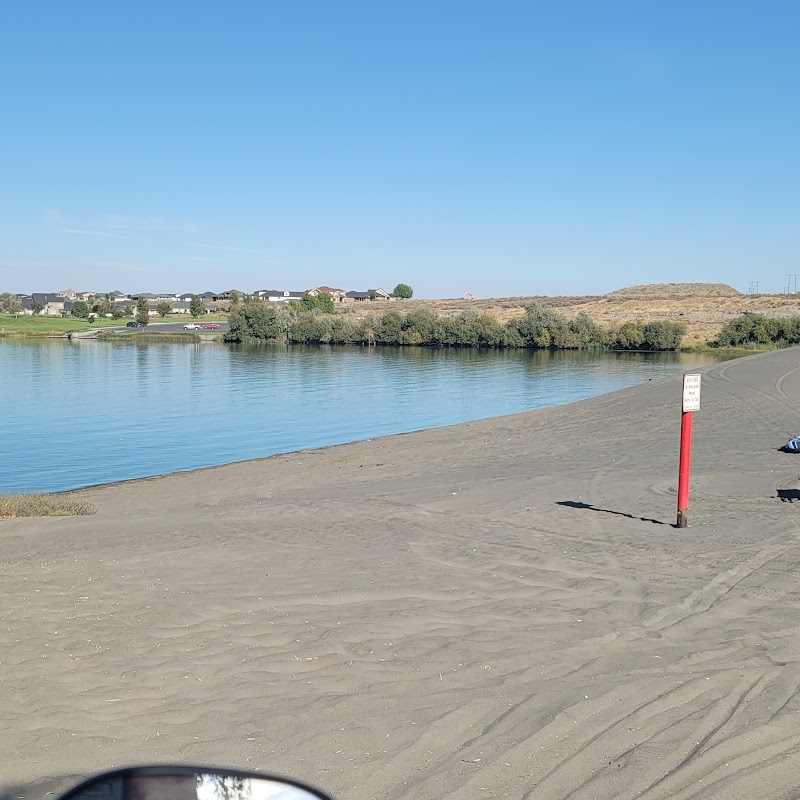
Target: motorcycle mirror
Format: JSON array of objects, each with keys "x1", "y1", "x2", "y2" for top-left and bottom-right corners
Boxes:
[{"x1": 57, "y1": 766, "x2": 333, "y2": 800}]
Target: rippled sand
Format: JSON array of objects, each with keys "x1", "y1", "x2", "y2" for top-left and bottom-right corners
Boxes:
[{"x1": 3, "y1": 349, "x2": 800, "y2": 800}]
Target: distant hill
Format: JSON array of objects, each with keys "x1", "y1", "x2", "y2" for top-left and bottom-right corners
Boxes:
[{"x1": 605, "y1": 282, "x2": 742, "y2": 299}]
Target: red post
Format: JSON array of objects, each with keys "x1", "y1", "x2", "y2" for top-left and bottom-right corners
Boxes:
[{"x1": 677, "y1": 410, "x2": 693, "y2": 528}]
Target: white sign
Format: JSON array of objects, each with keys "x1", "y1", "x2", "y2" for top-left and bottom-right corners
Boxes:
[{"x1": 682, "y1": 373, "x2": 701, "y2": 412}]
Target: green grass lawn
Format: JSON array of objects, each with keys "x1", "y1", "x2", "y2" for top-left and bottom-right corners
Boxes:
[{"x1": 0, "y1": 315, "x2": 133, "y2": 334}]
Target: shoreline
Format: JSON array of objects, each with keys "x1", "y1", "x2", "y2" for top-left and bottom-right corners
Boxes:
[
  {"x1": 4, "y1": 353, "x2": 724, "y2": 497},
  {"x1": 3, "y1": 348, "x2": 800, "y2": 799}
]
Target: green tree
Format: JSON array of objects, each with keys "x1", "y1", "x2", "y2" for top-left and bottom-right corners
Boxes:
[
  {"x1": 514, "y1": 304, "x2": 570, "y2": 348},
  {"x1": 156, "y1": 301, "x2": 172, "y2": 318},
  {"x1": 290, "y1": 291, "x2": 335, "y2": 314},
  {"x1": 568, "y1": 312, "x2": 604, "y2": 348},
  {"x1": 641, "y1": 321, "x2": 686, "y2": 350},
  {"x1": 392, "y1": 283, "x2": 413, "y2": 299},
  {"x1": 136, "y1": 297, "x2": 150, "y2": 326},
  {"x1": 32, "y1": 301, "x2": 44, "y2": 315},
  {"x1": 92, "y1": 297, "x2": 112, "y2": 317},
  {"x1": 190, "y1": 295, "x2": 205, "y2": 318},
  {"x1": 610, "y1": 320, "x2": 685, "y2": 350},
  {"x1": 112, "y1": 305, "x2": 126, "y2": 319},
  {"x1": 71, "y1": 300, "x2": 90, "y2": 318},
  {"x1": 224, "y1": 299, "x2": 281, "y2": 342},
  {"x1": 611, "y1": 321, "x2": 644, "y2": 349},
  {"x1": 0, "y1": 293, "x2": 23, "y2": 314}
]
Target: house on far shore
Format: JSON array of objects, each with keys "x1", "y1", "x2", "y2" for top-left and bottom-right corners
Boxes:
[
  {"x1": 213, "y1": 289, "x2": 246, "y2": 301},
  {"x1": 254, "y1": 289, "x2": 305, "y2": 303},
  {"x1": 308, "y1": 286, "x2": 346, "y2": 302},
  {"x1": 345, "y1": 288, "x2": 393, "y2": 302},
  {"x1": 22, "y1": 293, "x2": 73, "y2": 316},
  {"x1": 131, "y1": 292, "x2": 180, "y2": 303}
]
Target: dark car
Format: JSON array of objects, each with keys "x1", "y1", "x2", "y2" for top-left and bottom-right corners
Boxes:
[{"x1": 126, "y1": 321, "x2": 141, "y2": 327}]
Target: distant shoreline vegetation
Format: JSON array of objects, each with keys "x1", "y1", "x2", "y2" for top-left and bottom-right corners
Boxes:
[{"x1": 224, "y1": 301, "x2": 688, "y2": 351}]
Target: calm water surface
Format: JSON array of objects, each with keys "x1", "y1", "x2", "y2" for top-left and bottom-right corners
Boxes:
[{"x1": 0, "y1": 340, "x2": 729, "y2": 493}]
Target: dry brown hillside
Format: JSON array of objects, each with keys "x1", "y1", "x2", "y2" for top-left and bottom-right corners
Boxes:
[{"x1": 361, "y1": 284, "x2": 800, "y2": 345}]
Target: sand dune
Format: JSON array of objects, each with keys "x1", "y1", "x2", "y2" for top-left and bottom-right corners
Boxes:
[{"x1": 3, "y1": 349, "x2": 800, "y2": 800}]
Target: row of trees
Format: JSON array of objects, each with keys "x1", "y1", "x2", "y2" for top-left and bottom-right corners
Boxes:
[
  {"x1": 224, "y1": 300, "x2": 686, "y2": 350},
  {"x1": 72, "y1": 294, "x2": 207, "y2": 324},
  {"x1": 715, "y1": 312, "x2": 800, "y2": 348}
]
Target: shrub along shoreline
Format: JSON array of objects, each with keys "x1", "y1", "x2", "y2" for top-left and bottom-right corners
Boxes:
[{"x1": 224, "y1": 301, "x2": 688, "y2": 351}]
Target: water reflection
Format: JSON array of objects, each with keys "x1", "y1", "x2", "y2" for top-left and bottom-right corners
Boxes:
[{"x1": 0, "y1": 340, "x2": 730, "y2": 493}]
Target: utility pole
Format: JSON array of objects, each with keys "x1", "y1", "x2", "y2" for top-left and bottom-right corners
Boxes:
[{"x1": 792, "y1": 274, "x2": 799, "y2": 293}]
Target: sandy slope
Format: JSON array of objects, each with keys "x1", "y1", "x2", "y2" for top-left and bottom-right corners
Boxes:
[{"x1": 3, "y1": 349, "x2": 800, "y2": 800}]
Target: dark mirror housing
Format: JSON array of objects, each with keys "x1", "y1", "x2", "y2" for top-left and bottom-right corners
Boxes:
[{"x1": 57, "y1": 766, "x2": 333, "y2": 800}]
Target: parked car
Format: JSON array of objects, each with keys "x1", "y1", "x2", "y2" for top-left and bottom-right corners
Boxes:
[
  {"x1": 202, "y1": 322, "x2": 220, "y2": 330},
  {"x1": 126, "y1": 321, "x2": 141, "y2": 328},
  {"x1": 183, "y1": 323, "x2": 200, "y2": 330}
]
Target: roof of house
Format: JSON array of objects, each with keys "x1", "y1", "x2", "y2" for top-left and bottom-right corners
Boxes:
[
  {"x1": 345, "y1": 291, "x2": 371, "y2": 299},
  {"x1": 313, "y1": 286, "x2": 345, "y2": 294},
  {"x1": 32, "y1": 292, "x2": 66, "y2": 304}
]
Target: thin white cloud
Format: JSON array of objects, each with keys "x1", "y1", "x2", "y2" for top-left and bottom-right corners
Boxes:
[{"x1": 63, "y1": 228, "x2": 114, "y2": 237}]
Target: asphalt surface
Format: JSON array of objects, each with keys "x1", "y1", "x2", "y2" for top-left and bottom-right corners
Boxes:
[{"x1": 121, "y1": 321, "x2": 230, "y2": 333}]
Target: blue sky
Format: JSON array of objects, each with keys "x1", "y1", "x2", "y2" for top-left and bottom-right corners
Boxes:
[{"x1": 1, "y1": 1, "x2": 797, "y2": 298}]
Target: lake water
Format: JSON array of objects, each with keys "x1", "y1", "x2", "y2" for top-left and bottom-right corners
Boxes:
[{"x1": 0, "y1": 340, "x2": 730, "y2": 494}]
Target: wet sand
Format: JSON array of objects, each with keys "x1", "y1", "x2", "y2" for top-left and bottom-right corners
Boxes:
[{"x1": 3, "y1": 349, "x2": 800, "y2": 800}]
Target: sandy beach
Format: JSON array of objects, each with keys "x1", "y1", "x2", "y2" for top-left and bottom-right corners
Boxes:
[{"x1": 3, "y1": 348, "x2": 800, "y2": 800}]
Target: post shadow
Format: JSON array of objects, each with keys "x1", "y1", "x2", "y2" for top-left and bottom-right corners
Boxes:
[{"x1": 557, "y1": 500, "x2": 667, "y2": 525}]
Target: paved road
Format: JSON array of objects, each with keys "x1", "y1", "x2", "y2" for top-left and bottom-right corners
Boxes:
[{"x1": 124, "y1": 321, "x2": 230, "y2": 333}]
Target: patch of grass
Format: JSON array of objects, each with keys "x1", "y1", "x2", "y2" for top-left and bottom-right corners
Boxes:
[
  {"x1": 679, "y1": 345, "x2": 768, "y2": 355},
  {"x1": 0, "y1": 493, "x2": 96, "y2": 519},
  {"x1": 98, "y1": 330, "x2": 201, "y2": 343},
  {"x1": 0, "y1": 315, "x2": 131, "y2": 335}
]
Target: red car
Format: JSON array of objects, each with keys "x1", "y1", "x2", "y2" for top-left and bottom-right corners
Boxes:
[{"x1": 202, "y1": 322, "x2": 220, "y2": 330}]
